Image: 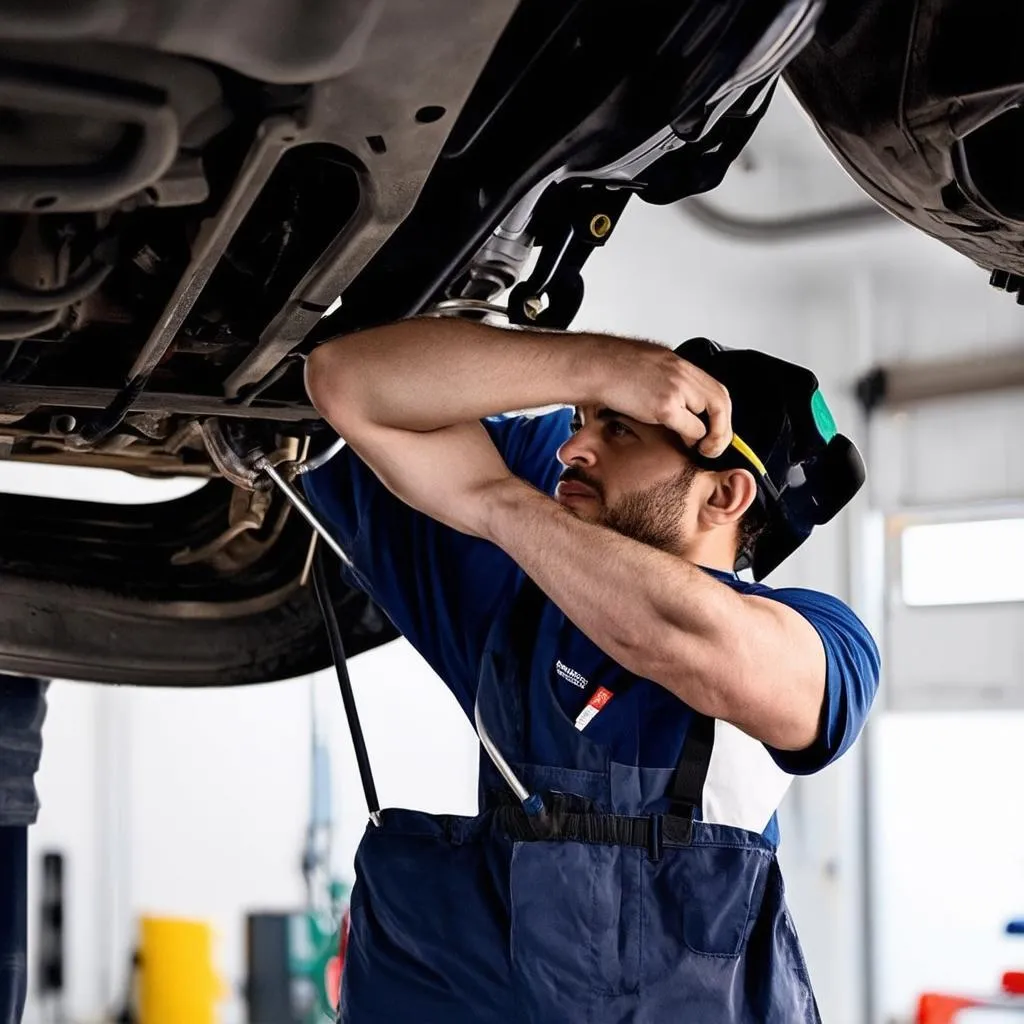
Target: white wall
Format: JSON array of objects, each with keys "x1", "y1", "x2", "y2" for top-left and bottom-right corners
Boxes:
[{"x1": 871, "y1": 712, "x2": 1024, "y2": 1018}]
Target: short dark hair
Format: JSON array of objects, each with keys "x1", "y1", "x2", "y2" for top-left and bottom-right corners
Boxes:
[{"x1": 737, "y1": 498, "x2": 768, "y2": 565}]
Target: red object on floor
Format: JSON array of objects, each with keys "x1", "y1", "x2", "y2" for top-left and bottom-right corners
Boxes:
[
  {"x1": 325, "y1": 956, "x2": 341, "y2": 1012},
  {"x1": 1002, "y1": 971, "x2": 1024, "y2": 995},
  {"x1": 327, "y1": 907, "x2": 352, "y2": 1011},
  {"x1": 915, "y1": 993, "x2": 981, "y2": 1024}
]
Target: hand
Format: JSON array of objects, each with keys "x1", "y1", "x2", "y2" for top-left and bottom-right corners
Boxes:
[{"x1": 590, "y1": 338, "x2": 733, "y2": 457}]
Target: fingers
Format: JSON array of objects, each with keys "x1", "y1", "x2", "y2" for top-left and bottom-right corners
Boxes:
[
  {"x1": 665, "y1": 361, "x2": 732, "y2": 458},
  {"x1": 661, "y1": 406, "x2": 709, "y2": 450},
  {"x1": 605, "y1": 346, "x2": 734, "y2": 456},
  {"x1": 697, "y1": 377, "x2": 732, "y2": 458}
]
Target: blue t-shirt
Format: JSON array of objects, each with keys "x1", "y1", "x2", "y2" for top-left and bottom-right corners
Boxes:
[{"x1": 304, "y1": 409, "x2": 880, "y2": 840}]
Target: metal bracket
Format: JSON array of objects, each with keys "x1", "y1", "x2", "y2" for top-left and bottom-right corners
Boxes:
[{"x1": 506, "y1": 179, "x2": 640, "y2": 329}]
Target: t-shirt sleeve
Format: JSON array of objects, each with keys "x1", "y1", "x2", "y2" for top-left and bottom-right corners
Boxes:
[
  {"x1": 301, "y1": 409, "x2": 571, "y2": 715},
  {"x1": 758, "y1": 587, "x2": 881, "y2": 775}
]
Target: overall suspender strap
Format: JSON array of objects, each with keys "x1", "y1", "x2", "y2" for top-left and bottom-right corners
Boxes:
[
  {"x1": 667, "y1": 711, "x2": 715, "y2": 818},
  {"x1": 657, "y1": 710, "x2": 715, "y2": 846}
]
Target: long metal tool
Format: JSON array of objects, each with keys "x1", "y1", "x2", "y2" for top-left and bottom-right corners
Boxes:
[
  {"x1": 252, "y1": 455, "x2": 353, "y2": 570},
  {"x1": 474, "y1": 699, "x2": 545, "y2": 819},
  {"x1": 254, "y1": 448, "x2": 544, "y2": 821}
]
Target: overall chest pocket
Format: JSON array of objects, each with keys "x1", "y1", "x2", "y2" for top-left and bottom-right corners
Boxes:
[{"x1": 509, "y1": 839, "x2": 644, "y2": 1001}]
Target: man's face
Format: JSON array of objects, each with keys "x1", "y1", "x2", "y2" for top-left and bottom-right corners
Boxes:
[{"x1": 555, "y1": 406, "x2": 700, "y2": 554}]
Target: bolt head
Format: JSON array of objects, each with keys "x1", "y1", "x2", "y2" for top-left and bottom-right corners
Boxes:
[{"x1": 522, "y1": 295, "x2": 545, "y2": 320}]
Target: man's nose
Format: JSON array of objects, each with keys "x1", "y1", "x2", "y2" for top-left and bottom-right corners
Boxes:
[{"x1": 557, "y1": 429, "x2": 598, "y2": 467}]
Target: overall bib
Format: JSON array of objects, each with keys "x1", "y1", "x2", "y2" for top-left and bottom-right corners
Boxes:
[{"x1": 338, "y1": 580, "x2": 821, "y2": 1023}]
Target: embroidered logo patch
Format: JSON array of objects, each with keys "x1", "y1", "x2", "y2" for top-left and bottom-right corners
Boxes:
[{"x1": 555, "y1": 659, "x2": 589, "y2": 690}]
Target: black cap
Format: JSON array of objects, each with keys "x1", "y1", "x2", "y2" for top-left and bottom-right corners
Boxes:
[{"x1": 673, "y1": 337, "x2": 866, "y2": 580}]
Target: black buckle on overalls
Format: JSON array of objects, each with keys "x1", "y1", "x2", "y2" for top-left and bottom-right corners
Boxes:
[
  {"x1": 647, "y1": 808, "x2": 696, "y2": 860},
  {"x1": 663, "y1": 805, "x2": 695, "y2": 848}
]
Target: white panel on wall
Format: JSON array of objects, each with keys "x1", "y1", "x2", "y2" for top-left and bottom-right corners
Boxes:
[
  {"x1": 901, "y1": 519, "x2": 1024, "y2": 606},
  {"x1": 870, "y1": 390, "x2": 1024, "y2": 510},
  {"x1": 886, "y1": 602, "x2": 1024, "y2": 711},
  {"x1": 883, "y1": 507, "x2": 1024, "y2": 713}
]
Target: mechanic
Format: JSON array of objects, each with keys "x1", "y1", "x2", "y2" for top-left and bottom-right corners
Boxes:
[
  {"x1": 0, "y1": 676, "x2": 48, "y2": 1024},
  {"x1": 302, "y1": 320, "x2": 880, "y2": 1023}
]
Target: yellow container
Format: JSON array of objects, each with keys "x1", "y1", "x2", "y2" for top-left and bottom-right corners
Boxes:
[{"x1": 138, "y1": 916, "x2": 224, "y2": 1024}]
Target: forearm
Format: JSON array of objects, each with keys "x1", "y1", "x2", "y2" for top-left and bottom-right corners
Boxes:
[
  {"x1": 480, "y1": 478, "x2": 738, "y2": 718},
  {"x1": 305, "y1": 317, "x2": 618, "y2": 434}
]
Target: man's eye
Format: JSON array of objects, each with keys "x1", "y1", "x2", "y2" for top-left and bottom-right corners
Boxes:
[
  {"x1": 607, "y1": 420, "x2": 633, "y2": 438},
  {"x1": 569, "y1": 419, "x2": 582, "y2": 434}
]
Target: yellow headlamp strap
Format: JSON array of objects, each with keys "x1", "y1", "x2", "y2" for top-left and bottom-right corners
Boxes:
[
  {"x1": 729, "y1": 433, "x2": 766, "y2": 476},
  {"x1": 729, "y1": 432, "x2": 780, "y2": 502}
]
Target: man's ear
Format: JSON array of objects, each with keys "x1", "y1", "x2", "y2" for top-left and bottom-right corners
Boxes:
[{"x1": 701, "y1": 468, "x2": 758, "y2": 528}]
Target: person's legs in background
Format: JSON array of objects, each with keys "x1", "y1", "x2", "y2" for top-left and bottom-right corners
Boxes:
[
  {"x1": 0, "y1": 826, "x2": 27, "y2": 1023},
  {"x1": 0, "y1": 676, "x2": 49, "y2": 1024}
]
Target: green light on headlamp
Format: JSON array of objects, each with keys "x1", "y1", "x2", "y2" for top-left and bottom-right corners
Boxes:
[{"x1": 810, "y1": 389, "x2": 837, "y2": 443}]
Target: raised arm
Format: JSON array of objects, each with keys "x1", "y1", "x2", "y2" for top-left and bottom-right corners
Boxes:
[
  {"x1": 304, "y1": 318, "x2": 734, "y2": 456},
  {"x1": 305, "y1": 317, "x2": 591, "y2": 433}
]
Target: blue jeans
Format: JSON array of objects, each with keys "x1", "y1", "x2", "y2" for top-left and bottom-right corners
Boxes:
[
  {"x1": 0, "y1": 828, "x2": 26, "y2": 1024},
  {"x1": 0, "y1": 676, "x2": 48, "y2": 1024}
]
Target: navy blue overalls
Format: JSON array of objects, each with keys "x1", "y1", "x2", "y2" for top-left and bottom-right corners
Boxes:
[{"x1": 338, "y1": 578, "x2": 821, "y2": 1023}]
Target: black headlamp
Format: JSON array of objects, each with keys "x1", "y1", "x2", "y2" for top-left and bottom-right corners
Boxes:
[{"x1": 673, "y1": 337, "x2": 866, "y2": 580}]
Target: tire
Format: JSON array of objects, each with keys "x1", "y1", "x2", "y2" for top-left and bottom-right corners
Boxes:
[{"x1": 0, "y1": 481, "x2": 398, "y2": 686}]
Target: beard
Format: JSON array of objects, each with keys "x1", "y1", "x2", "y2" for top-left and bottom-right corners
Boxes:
[
  {"x1": 598, "y1": 464, "x2": 698, "y2": 554},
  {"x1": 560, "y1": 463, "x2": 698, "y2": 555}
]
